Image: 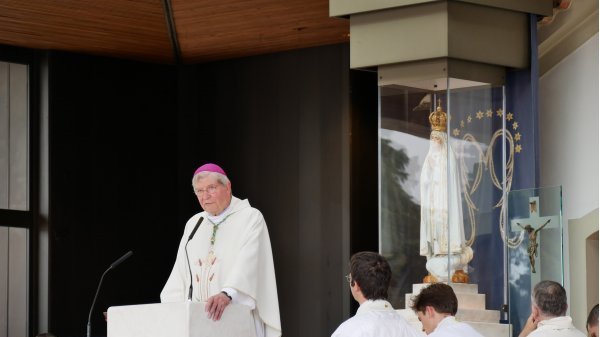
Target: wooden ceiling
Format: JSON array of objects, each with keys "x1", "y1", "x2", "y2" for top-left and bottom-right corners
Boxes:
[{"x1": 0, "y1": 0, "x2": 350, "y2": 64}]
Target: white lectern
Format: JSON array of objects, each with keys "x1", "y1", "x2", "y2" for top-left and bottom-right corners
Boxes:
[{"x1": 107, "y1": 302, "x2": 256, "y2": 337}]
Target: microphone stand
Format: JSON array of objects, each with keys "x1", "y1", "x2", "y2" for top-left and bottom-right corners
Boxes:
[
  {"x1": 185, "y1": 217, "x2": 204, "y2": 301},
  {"x1": 87, "y1": 267, "x2": 111, "y2": 337},
  {"x1": 87, "y1": 251, "x2": 133, "y2": 337},
  {"x1": 185, "y1": 240, "x2": 194, "y2": 301}
]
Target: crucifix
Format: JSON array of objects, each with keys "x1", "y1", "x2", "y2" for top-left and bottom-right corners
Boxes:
[
  {"x1": 516, "y1": 219, "x2": 551, "y2": 273},
  {"x1": 510, "y1": 196, "x2": 558, "y2": 282}
]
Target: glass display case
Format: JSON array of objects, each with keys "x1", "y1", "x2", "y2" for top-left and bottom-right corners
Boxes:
[{"x1": 378, "y1": 64, "x2": 518, "y2": 335}]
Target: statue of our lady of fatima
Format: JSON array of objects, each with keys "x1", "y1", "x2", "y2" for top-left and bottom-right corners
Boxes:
[{"x1": 420, "y1": 101, "x2": 473, "y2": 283}]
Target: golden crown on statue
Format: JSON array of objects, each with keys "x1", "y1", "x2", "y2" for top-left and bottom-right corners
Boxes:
[{"x1": 429, "y1": 101, "x2": 447, "y2": 132}]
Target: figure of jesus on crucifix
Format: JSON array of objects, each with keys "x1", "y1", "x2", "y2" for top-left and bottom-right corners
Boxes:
[{"x1": 517, "y1": 219, "x2": 552, "y2": 273}]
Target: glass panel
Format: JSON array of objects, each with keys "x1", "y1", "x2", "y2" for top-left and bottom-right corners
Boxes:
[
  {"x1": 0, "y1": 60, "x2": 30, "y2": 337},
  {"x1": 9, "y1": 227, "x2": 28, "y2": 337},
  {"x1": 8, "y1": 64, "x2": 29, "y2": 211},
  {"x1": 0, "y1": 62, "x2": 29, "y2": 211},
  {"x1": 0, "y1": 62, "x2": 9, "y2": 209},
  {"x1": 0, "y1": 226, "x2": 29, "y2": 337},
  {"x1": 507, "y1": 186, "x2": 564, "y2": 336},
  {"x1": 379, "y1": 84, "x2": 430, "y2": 306},
  {"x1": 0, "y1": 227, "x2": 7, "y2": 337},
  {"x1": 9, "y1": 227, "x2": 29, "y2": 337},
  {"x1": 446, "y1": 81, "x2": 507, "y2": 313}
]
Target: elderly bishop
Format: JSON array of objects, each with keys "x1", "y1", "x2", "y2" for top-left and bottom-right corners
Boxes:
[{"x1": 161, "y1": 163, "x2": 281, "y2": 337}]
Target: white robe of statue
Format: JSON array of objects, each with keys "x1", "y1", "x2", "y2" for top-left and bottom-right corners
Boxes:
[{"x1": 420, "y1": 130, "x2": 472, "y2": 281}]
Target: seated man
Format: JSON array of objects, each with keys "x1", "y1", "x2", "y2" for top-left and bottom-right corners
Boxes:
[
  {"x1": 519, "y1": 280, "x2": 586, "y2": 337},
  {"x1": 410, "y1": 283, "x2": 483, "y2": 337},
  {"x1": 332, "y1": 251, "x2": 421, "y2": 337},
  {"x1": 587, "y1": 304, "x2": 598, "y2": 337}
]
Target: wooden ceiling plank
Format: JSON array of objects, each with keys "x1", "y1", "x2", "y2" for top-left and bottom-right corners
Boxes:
[{"x1": 0, "y1": 0, "x2": 348, "y2": 64}]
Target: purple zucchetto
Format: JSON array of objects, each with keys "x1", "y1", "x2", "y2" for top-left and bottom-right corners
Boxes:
[{"x1": 193, "y1": 163, "x2": 227, "y2": 177}]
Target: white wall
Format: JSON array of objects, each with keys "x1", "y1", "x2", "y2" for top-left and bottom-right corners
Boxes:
[
  {"x1": 539, "y1": 33, "x2": 598, "y2": 220},
  {"x1": 539, "y1": 33, "x2": 599, "y2": 331}
]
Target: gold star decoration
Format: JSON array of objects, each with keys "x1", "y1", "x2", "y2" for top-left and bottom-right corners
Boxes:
[
  {"x1": 515, "y1": 132, "x2": 522, "y2": 141},
  {"x1": 452, "y1": 109, "x2": 523, "y2": 159}
]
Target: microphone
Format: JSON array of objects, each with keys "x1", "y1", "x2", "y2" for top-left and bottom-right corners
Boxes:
[
  {"x1": 110, "y1": 250, "x2": 133, "y2": 269},
  {"x1": 185, "y1": 216, "x2": 204, "y2": 301},
  {"x1": 87, "y1": 250, "x2": 133, "y2": 337}
]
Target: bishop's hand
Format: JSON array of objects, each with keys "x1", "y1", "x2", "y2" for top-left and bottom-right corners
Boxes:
[{"x1": 205, "y1": 292, "x2": 232, "y2": 321}]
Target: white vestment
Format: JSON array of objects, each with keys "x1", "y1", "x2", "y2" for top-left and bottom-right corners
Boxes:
[
  {"x1": 161, "y1": 197, "x2": 281, "y2": 337},
  {"x1": 420, "y1": 131, "x2": 466, "y2": 258},
  {"x1": 332, "y1": 300, "x2": 422, "y2": 337},
  {"x1": 528, "y1": 316, "x2": 586, "y2": 337},
  {"x1": 428, "y1": 316, "x2": 483, "y2": 337}
]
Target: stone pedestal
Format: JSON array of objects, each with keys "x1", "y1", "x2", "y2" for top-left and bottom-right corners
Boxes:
[{"x1": 397, "y1": 283, "x2": 510, "y2": 337}]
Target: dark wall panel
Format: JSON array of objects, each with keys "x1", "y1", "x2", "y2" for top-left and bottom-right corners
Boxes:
[
  {"x1": 349, "y1": 69, "x2": 379, "y2": 254},
  {"x1": 348, "y1": 69, "x2": 379, "y2": 314},
  {"x1": 48, "y1": 52, "x2": 179, "y2": 337}
]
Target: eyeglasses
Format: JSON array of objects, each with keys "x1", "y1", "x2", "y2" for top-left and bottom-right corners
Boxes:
[
  {"x1": 193, "y1": 184, "x2": 219, "y2": 196},
  {"x1": 345, "y1": 274, "x2": 352, "y2": 284}
]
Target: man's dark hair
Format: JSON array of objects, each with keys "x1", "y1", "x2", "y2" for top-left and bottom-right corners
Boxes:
[
  {"x1": 533, "y1": 280, "x2": 568, "y2": 317},
  {"x1": 587, "y1": 304, "x2": 599, "y2": 329},
  {"x1": 410, "y1": 283, "x2": 458, "y2": 315},
  {"x1": 349, "y1": 251, "x2": 391, "y2": 300}
]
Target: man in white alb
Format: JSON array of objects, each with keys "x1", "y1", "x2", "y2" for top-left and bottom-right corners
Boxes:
[
  {"x1": 161, "y1": 163, "x2": 281, "y2": 337},
  {"x1": 518, "y1": 280, "x2": 585, "y2": 337},
  {"x1": 332, "y1": 251, "x2": 421, "y2": 337},
  {"x1": 410, "y1": 283, "x2": 483, "y2": 337}
]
